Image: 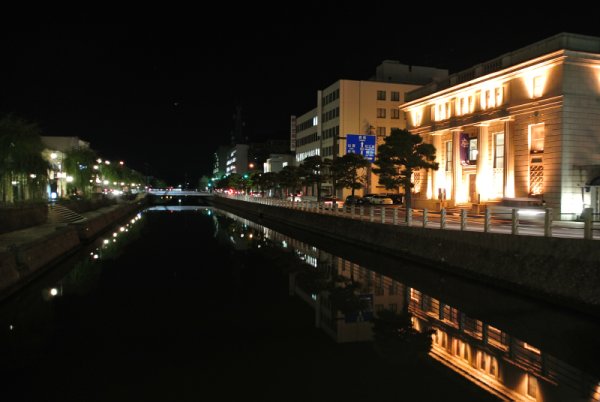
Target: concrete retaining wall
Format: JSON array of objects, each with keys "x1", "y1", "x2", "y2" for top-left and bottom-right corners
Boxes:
[
  {"x1": 0, "y1": 201, "x2": 143, "y2": 300},
  {"x1": 211, "y1": 197, "x2": 600, "y2": 317}
]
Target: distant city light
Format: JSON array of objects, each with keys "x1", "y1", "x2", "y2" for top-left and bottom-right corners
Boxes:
[{"x1": 50, "y1": 153, "x2": 58, "y2": 160}]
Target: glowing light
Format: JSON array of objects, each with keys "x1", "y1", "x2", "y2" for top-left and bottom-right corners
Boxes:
[
  {"x1": 97, "y1": 158, "x2": 102, "y2": 163},
  {"x1": 11, "y1": 181, "x2": 18, "y2": 185},
  {"x1": 105, "y1": 160, "x2": 111, "y2": 165},
  {"x1": 523, "y1": 68, "x2": 549, "y2": 98},
  {"x1": 29, "y1": 174, "x2": 36, "y2": 178},
  {"x1": 103, "y1": 239, "x2": 109, "y2": 244},
  {"x1": 410, "y1": 108, "x2": 423, "y2": 126},
  {"x1": 93, "y1": 254, "x2": 99, "y2": 259},
  {"x1": 248, "y1": 233, "x2": 253, "y2": 239},
  {"x1": 66, "y1": 176, "x2": 74, "y2": 183},
  {"x1": 50, "y1": 153, "x2": 58, "y2": 160},
  {"x1": 50, "y1": 288, "x2": 58, "y2": 296},
  {"x1": 103, "y1": 180, "x2": 109, "y2": 185},
  {"x1": 119, "y1": 161, "x2": 124, "y2": 165},
  {"x1": 113, "y1": 233, "x2": 118, "y2": 237},
  {"x1": 9, "y1": 325, "x2": 13, "y2": 330},
  {"x1": 119, "y1": 227, "x2": 125, "y2": 232}
]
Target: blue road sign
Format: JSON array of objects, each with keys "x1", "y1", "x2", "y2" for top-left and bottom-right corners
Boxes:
[{"x1": 346, "y1": 134, "x2": 376, "y2": 162}]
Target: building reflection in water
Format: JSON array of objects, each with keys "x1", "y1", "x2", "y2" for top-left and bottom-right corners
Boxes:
[{"x1": 212, "y1": 209, "x2": 600, "y2": 402}]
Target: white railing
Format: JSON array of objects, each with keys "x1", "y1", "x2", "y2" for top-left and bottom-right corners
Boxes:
[{"x1": 218, "y1": 194, "x2": 599, "y2": 240}]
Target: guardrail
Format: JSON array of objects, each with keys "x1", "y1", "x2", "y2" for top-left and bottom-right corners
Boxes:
[{"x1": 220, "y1": 194, "x2": 599, "y2": 241}]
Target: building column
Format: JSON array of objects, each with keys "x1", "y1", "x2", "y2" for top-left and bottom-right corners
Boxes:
[
  {"x1": 476, "y1": 124, "x2": 490, "y2": 201},
  {"x1": 504, "y1": 120, "x2": 515, "y2": 198},
  {"x1": 452, "y1": 130, "x2": 462, "y2": 204},
  {"x1": 431, "y1": 134, "x2": 442, "y2": 200}
]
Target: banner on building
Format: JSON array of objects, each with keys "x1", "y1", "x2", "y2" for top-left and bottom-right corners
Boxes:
[
  {"x1": 460, "y1": 132, "x2": 470, "y2": 166},
  {"x1": 346, "y1": 134, "x2": 376, "y2": 162}
]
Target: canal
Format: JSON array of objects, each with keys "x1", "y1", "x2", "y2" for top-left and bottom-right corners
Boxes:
[{"x1": 1, "y1": 205, "x2": 598, "y2": 401}]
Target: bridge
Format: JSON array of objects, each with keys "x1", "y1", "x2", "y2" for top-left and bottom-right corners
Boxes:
[{"x1": 147, "y1": 189, "x2": 213, "y2": 197}]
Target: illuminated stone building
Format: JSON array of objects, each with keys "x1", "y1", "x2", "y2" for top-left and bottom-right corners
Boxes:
[
  {"x1": 401, "y1": 33, "x2": 600, "y2": 218},
  {"x1": 294, "y1": 61, "x2": 448, "y2": 197}
]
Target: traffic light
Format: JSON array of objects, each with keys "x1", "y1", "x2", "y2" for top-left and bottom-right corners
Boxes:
[{"x1": 243, "y1": 174, "x2": 249, "y2": 179}]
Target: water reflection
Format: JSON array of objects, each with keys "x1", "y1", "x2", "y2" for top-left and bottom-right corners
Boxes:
[
  {"x1": 214, "y1": 209, "x2": 600, "y2": 402},
  {"x1": 0, "y1": 212, "x2": 146, "y2": 369}
]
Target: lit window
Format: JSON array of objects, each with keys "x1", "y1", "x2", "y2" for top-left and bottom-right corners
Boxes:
[
  {"x1": 494, "y1": 133, "x2": 504, "y2": 168},
  {"x1": 529, "y1": 123, "x2": 544, "y2": 153},
  {"x1": 533, "y1": 75, "x2": 544, "y2": 98},
  {"x1": 469, "y1": 138, "x2": 478, "y2": 163},
  {"x1": 527, "y1": 374, "x2": 538, "y2": 398},
  {"x1": 495, "y1": 87, "x2": 503, "y2": 106},
  {"x1": 445, "y1": 141, "x2": 453, "y2": 171}
]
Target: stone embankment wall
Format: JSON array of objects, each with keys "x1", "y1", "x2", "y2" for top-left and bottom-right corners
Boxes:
[
  {"x1": 0, "y1": 201, "x2": 142, "y2": 300},
  {"x1": 211, "y1": 197, "x2": 600, "y2": 317}
]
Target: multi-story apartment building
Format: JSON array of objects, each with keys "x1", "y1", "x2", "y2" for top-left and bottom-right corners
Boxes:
[
  {"x1": 294, "y1": 61, "x2": 448, "y2": 198},
  {"x1": 401, "y1": 33, "x2": 600, "y2": 219}
]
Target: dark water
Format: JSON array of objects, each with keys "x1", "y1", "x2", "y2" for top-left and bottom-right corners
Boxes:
[{"x1": 1, "y1": 206, "x2": 598, "y2": 401}]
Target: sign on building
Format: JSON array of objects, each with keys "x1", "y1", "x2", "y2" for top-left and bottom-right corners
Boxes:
[{"x1": 346, "y1": 134, "x2": 376, "y2": 162}]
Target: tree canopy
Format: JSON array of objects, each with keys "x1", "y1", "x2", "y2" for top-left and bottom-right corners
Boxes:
[
  {"x1": 373, "y1": 128, "x2": 438, "y2": 210},
  {"x1": 332, "y1": 153, "x2": 370, "y2": 196}
]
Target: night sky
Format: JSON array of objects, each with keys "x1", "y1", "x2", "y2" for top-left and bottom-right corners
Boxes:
[{"x1": 2, "y1": 8, "x2": 600, "y2": 185}]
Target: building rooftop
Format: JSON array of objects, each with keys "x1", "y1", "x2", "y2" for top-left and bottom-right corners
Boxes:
[{"x1": 405, "y1": 32, "x2": 600, "y2": 102}]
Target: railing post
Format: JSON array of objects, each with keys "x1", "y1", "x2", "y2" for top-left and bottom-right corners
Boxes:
[
  {"x1": 351, "y1": 205, "x2": 355, "y2": 219},
  {"x1": 583, "y1": 207, "x2": 593, "y2": 240},
  {"x1": 440, "y1": 208, "x2": 446, "y2": 229},
  {"x1": 544, "y1": 208, "x2": 553, "y2": 237},
  {"x1": 407, "y1": 208, "x2": 413, "y2": 226},
  {"x1": 460, "y1": 209, "x2": 467, "y2": 231},
  {"x1": 484, "y1": 208, "x2": 491, "y2": 233},
  {"x1": 422, "y1": 208, "x2": 428, "y2": 228},
  {"x1": 511, "y1": 208, "x2": 519, "y2": 235},
  {"x1": 370, "y1": 206, "x2": 375, "y2": 222},
  {"x1": 393, "y1": 208, "x2": 398, "y2": 225},
  {"x1": 360, "y1": 205, "x2": 364, "y2": 220},
  {"x1": 381, "y1": 206, "x2": 386, "y2": 224}
]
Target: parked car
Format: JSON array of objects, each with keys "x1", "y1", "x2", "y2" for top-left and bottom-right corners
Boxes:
[
  {"x1": 287, "y1": 193, "x2": 302, "y2": 202},
  {"x1": 362, "y1": 194, "x2": 377, "y2": 204},
  {"x1": 322, "y1": 196, "x2": 344, "y2": 208},
  {"x1": 385, "y1": 193, "x2": 403, "y2": 205},
  {"x1": 370, "y1": 195, "x2": 394, "y2": 205},
  {"x1": 345, "y1": 195, "x2": 364, "y2": 205}
]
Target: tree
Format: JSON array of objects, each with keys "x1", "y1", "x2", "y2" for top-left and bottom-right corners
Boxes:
[
  {"x1": 277, "y1": 165, "x2": 301, "y2": 198},
  {"x1": 63, "y1": 148, "x2": 97, "y2": 197},
  {"x1": 255, "y1": 171, "x2": 279, "y2": 196},
  {"x1": 332, "y1": 153, "x2": 370, "y2": 196},
  {"x1": 373, "y1": 128, "x2": 438, "y2": 211},
  {"x1": 0, "y1": 115, "x2": 49, "y2": 203},
  {"x1": 299, "y1": 155, "x2": 330, "y2": 201}
]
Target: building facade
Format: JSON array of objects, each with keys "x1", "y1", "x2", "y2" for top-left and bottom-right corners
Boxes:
[
  {"x1": 295, "y1": 61, "x2": 448, "y2": 198},
  {"x1": 401, "y1": 33, "x2": 600, "y2": 219}
]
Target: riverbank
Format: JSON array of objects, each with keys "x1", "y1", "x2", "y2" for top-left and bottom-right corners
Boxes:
[
  {"x1": 0, "y1": 199, "x2": 145, "y2": 301},
  {"x1": 210, "y1": 196, "x2": 600, "y2": 318}
]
